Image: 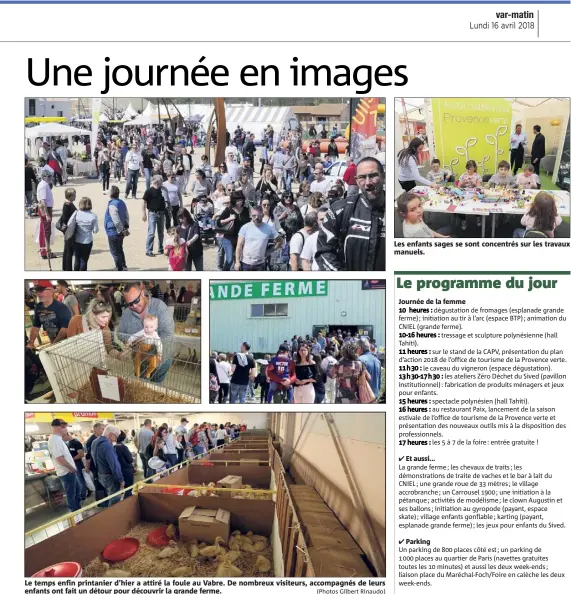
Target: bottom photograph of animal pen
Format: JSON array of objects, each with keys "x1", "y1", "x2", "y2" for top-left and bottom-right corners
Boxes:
[
  {"x1": 25, "y1": 280, "x2": 201, "y2": 403},
  {"x1": 24, "y1": 412, "x2": 386, "y2": 578}
]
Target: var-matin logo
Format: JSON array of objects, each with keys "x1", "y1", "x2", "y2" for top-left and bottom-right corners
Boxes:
[{"x1": 471, "y1": 10, "x2": 539, "y2": 30}]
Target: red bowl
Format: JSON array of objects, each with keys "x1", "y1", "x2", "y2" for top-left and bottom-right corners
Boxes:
[
  {"x1": 147, "y1": 525, "x2": 172, "y2": 547},
  {"x1": 33, "y1": 562, "x2": 82, "y2": 577},
  {"x1": 102, "y1": 537, "x2": 140, "y2": 562}
]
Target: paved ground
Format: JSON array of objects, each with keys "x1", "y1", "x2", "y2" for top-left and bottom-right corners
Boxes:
[{"x1": 26, "y1": 147, "x2": 222, "y2": 271}]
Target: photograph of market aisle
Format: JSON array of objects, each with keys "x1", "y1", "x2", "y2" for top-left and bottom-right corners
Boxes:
[
  {"x1": 25, "y1": 279, "x2": 200, "y2": 404},
  {"x1": 25, "y1": 97, "x2": 386, "y2": 272},
  {"x1": 394, "y1": 98, "x2": 570, "y2": 240},
  {"x1": 395, "y1": 272, "x2": 569, "y2": 593},
  {"x1": 209, "y1": 279, "x2": 386, "y2": 404},
  {"x1": 24, "y1": 412, "x2": 386, "y2": 578}
]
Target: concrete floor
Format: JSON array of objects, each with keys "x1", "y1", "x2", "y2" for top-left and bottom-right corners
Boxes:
[
  {"x1": 25, "y1": 468, "x2": 145, "y2": 541},
  {"x1": 25, "y1": 149, "x2": 279, "y2": 271}
]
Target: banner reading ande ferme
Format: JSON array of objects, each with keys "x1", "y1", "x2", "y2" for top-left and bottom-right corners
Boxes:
[{"x1": 210, "y1": 280, "x2": 328, "y2": 300}]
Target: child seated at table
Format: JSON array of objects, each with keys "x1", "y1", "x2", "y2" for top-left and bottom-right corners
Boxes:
[
  {"x1": 398, "y1": 191, "x2": 451, "y2": 238},
  {"x1": 513, "y1": 191, "x2": 562, "y2": 238},
  {"x1": 457, "y1": 160, "x2": 482, "y2": 189},
  {"x1": 427, "y1": 159, "x2": 450, "y2": 186},
  {"x1": 489, "y1": 160, "x2": 515, "y2": 187},
  {"x1": 515, "y1": 165, "x2": 539, "y2": 189},
  {"x1": 457, "y1": 161, "x2": 482, "y2": 230}
]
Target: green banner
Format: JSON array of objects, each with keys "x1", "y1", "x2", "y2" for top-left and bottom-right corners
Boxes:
[
  {"x1": 431, "y1": 98, "x2": 512, "y2": 179},
  {"x1": 210, "y1": 281, "x2": 328, "y2": 300}
]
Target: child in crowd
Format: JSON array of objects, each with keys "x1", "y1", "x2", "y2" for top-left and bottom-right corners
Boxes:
[
  {"x1": 397, "y1": 191, "x2": 451, "y2": 238},
  {"x1": 513, "y1": 191, "x2": 562, "y2": 238},
  {"x1": 515, "y1": 165, "x2": 540, "y2": 189},
  {"x1": 128, "y1": 314, "x2": 163, "y2": 378},
  {"x1": 457, "y1": 160, "x2": 482, "y2": 189},
  {"x1": 489, "y1": 160, "x2": 515, "y2": 187},
  {"x1": 164, "y1": 226, "x2": 187, "y2": 271},
  {"x1": 426, "y1": 159, "x2": 450, "y2": 186}
]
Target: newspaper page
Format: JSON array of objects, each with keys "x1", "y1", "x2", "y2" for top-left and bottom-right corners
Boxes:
[{"x1": 5, "y1": 1, "x2": 570, "y2": 594}]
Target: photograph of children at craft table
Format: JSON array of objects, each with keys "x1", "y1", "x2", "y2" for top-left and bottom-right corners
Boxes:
[
  {"x1": 394, "y1": 98, "x2": 570, "y2": 238},
  {"x1": 25, "y1": 279, "x2": 201, "y2": 403},
  {"x1": 24, "y1": 412, "x2": 386, "y2": 578}
]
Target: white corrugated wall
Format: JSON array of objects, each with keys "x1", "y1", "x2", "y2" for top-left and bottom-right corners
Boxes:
[{"x1": 210, "y1": 281, "x2": 385, "y2": 354}]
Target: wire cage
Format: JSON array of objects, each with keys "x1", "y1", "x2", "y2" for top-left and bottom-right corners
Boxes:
[
  {"x1": 39, "y1": 330, "x2": 200, "y2": 404},
  {"x1": 173, "y1": 302, "x2": 201, "y2": 338}
]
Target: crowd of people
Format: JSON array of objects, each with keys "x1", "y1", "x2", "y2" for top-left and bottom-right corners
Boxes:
[
  {"x1": 210, "y1": 333, "x2": 385, "y2": 405},
  {"x1": 25, "y1": 281, "x2": 199, "y2": 401},
  {"x1": 46, "y1": 416, "x2": 244, "y2": 514},
  {"x1": 28, "y1": 116, "x2": 386, "y2": 271}
]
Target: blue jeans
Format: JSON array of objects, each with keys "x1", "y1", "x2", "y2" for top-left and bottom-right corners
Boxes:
[
  {"x1": 144, "y1": 168, "x2": 152, "y2": 190},
  {"x1": 108, "y1": 234, "x2": 127, "y2": 270},
  {"x1": 98, "y1": 473, "x2": 122, "y2": 506},
  {"x1": 146, "y1": 211, "x2": 165, "y2": 255},
  {"x1": 230, "y1": 383, "x2": 248, "y2": 404},
  {"x1": 284, "y1": 171, "x2": 293, "y2": 192},
  {"x1": 60, "y1": 471, "x2": 81, "y2": 512},
  {"x1": 240, "y1": 262, "x2": 265, "y2": 271},
  {"x1": 75, "y1": 467, "x2": 88, "y2": 500},
  {"x1": 125, "y1": 169, "x2": 140, "y2": 198},
  {"x1": 192, "y1": 444, "x2": 206, "y2": 457},
  {"x1": 165, "y1": 453, "x2": 178, "y2": 468},
  {"x1": 217, "y1": 237, "x2": 234, "y2": 271},
  {"x1": 267, "y1": 381, "x2": 293, "y2": 403}
]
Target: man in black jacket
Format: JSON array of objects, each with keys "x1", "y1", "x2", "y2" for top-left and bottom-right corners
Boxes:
[
  {"x1": 531, "y1": 125, "x2": 546, "y2": 176},
  {"x1": 315, "y1": 157, "x2": 385, "y2": 271}
]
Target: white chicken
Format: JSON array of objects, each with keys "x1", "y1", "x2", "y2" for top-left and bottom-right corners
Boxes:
[
  {"x1": 158, "y1": 541, "x2": 178, "y2": 559},
  {"x1": 171, "y1": 561, "x2": 197, "y2": 577},
  {"x1": 101, "y1": 563, "x2": 131, "y2": 577},
  {"x1": 200, "y1": 536, "x2": 227, "y2": 558},
  {"x1": 255, "y1": 555, "x2": 271, "y2": 573}
]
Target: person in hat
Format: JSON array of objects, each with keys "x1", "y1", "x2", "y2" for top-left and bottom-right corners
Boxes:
[
  {"x1": 27, "y1": 281, "x2": 72, "y2": 349},
  {"x1": 90, "y1": 425, "x2": 124, "y2": 506},
  {"x1": 47, "y1": 419, "x2": 81, "y2": 513}
]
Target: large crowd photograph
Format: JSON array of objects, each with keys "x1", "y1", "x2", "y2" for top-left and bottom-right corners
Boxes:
[
  {"x1": 25, "y1": 97, "x2": 386, "y2": 271},
  {"x1": 209, "y1": 279, "x2": 386, "y2": 405}
]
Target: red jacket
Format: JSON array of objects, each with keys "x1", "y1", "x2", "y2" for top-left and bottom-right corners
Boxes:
[{"x1": 343, "y1": 163, "x2": 357, "y2": 186}]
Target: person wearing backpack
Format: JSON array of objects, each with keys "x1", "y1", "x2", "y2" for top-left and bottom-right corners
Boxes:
[
  {"x1": 188, "y1": 424, "x2": 205, "y2": 457},
  {"x1": 315, "y1": 157, "x2": 386, "y2": 271},
  {"x1": 289, "y1": 212, "x2": 317, "y2": 271}
]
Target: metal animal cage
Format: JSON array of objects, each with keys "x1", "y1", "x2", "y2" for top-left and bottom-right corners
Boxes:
[{"x1": 39, "y1": 330, "x2": 200, "y2": 404}]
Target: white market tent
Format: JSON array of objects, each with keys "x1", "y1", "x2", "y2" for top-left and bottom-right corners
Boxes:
[
  {"x1": 24, "y1": 122, "x2": 90, "y2": 139},
  {"x1": 124, "y1": 102, "x2": 298, "y2": 139},
  {"x1": 124, "y1": 114, "x2": 160, "y2": 127},
  {"x1": 124, "y1": 103, "x2": 138, "y2": 118}
]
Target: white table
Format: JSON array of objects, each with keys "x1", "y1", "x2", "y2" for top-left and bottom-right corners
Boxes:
[{"x1": 410, "y1": 187, "x2": 570, "y2": 238}]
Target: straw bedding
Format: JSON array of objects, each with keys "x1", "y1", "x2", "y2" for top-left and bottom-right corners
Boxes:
[
  {"x1": 83, "y1": 522, "x2": 274, "y2": 577},
  {"x1": 69, "y1": 380, "x2": 199, "y2": 404}
]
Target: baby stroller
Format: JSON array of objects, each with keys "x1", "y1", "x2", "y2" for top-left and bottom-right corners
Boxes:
[
  {"x1": 266, "y1": 240, "x2": 289, "y2": 271},
  {"x1": 192, "y1": 199, "x2": 216, "y2": 245}
]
